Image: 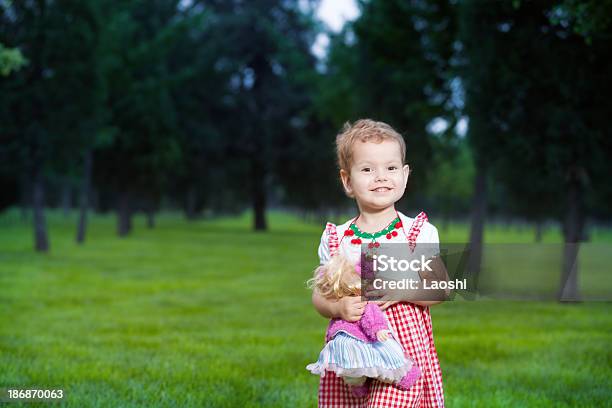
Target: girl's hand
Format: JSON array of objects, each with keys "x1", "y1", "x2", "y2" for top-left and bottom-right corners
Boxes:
[
  {"x1": 371, "y1": 300, "x2": 399, "y2": 310},
  {"x1": 364, "y1": 282, "x2": 405, "y2": 302},
  {"x1": 335, "y1": 296, "x2": 367, "y2": 322},
  {"x1": 376, "y1": 330, "x2": 391, "y2": 342}
]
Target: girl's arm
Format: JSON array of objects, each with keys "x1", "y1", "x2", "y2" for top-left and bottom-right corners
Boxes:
[
  {"x1": 375, "y1": 299, "x2": 443, "y2": 307},
  {"x1": 413, "y1": 224, "x2": 448, "y2": 305},
  {"x1": 404, "y1": 256, "x2": 450, "y2": 306},
  {"x1": 312, "y1": 290, "x2": 367, "y2": 322},
  {"x1": 418, "y1": 256, "x2": 451, "y2": 303},
  {"x1": 411, "y1": 300, "x2": 445, "y2": 306},
  {"x1": 404, "y1": 257, "x2": 450, "y2": 306},
  {"x1": 367, "y1": 257, "x2": 450, "y2": 307}
]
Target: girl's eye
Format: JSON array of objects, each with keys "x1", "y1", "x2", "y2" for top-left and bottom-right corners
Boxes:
[
  {"x1": 361, "y1": 168, "x2": 371, "y2": 172},
  {"x1": 388, "y1": 166, "x2": 397, "y2": 171}
]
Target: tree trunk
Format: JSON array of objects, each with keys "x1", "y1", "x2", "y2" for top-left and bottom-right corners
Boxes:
[
  {"x1": 467, "y1": 165, "x2": 487, "y2": 290},
  {"x1": 185, "y1": 186, "x2": 198, "y2": 220},
  {"x1": 251, "y1": 158, "x2": 267, "y2": 231},
  {"x1": 534, "y1": 221, "x2": 543, "y2": 243},
  {"x1": 442, "y1": 211, "x2": 450, "y2": 232},
  {"x1": 32, "y1": 168, "x2": 49, "y2": 252},
  {"x1": 20, "y1": 176, "x2": 30, "y2": 222},
  {"x1": 117, "y1": 191, "x2": 132, "y2": 237},
  {"x1": 90, "y1": 188, "x2": 99, "y2": 212},
  {"x1": 76, "y1": 150, "x2": 92, "y2": 244},
  {"x1": 61, "y1": 181, "x2": 71, "y2": 216},
  {"x1": 558, "y1": 166, "x2": 584, "y2": 302},
  {"x1": 146, "y1": 207, "x2": 155, "y2": 229}
]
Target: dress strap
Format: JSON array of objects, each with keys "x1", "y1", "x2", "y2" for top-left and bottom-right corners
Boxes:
[
  {"x1": 406, "y1": 211, "x2": 428, "y2": 252},
  {"x1": 326, "y1": 222, "x2": 340, "y2": 257},
  {"x1": 336, "y1": 215, "x2": 359, "y2": 249}
]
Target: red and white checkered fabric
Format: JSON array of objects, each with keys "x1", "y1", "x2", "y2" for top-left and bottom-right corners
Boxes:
[
  {"x1": 318, "y1": 212, "x2": 445, "y2": 407},
  {"x1": 318, "y1": 302, "x2": 444, "y2": 407}
]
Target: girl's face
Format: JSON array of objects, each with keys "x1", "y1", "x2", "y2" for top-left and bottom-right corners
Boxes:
[{"x1": 340, "y1": 139, "x2": 409, "y2": 212}]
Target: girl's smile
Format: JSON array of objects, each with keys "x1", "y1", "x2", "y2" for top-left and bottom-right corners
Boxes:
[{"x1": 371, "y1": 186, "x2": 393, "y2": 193}]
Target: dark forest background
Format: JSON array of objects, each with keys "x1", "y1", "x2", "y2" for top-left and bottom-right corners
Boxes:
[{"x1": 2, "y1": 0, "x2": 611, "y2": 301}]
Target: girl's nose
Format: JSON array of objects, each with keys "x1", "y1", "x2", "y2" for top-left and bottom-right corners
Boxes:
[{"x1": 375, "y1": 171, "x2": 388, "y2": 182}]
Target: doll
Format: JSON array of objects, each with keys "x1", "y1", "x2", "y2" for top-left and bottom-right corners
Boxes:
[{"x1": 306, "y1": 255, "x2": 421, "y2": 397}]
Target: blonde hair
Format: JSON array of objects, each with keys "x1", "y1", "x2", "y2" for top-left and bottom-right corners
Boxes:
[
  {"x1": 307, "y1": 255, "x2": 361, "y2": 299},
  {"x1": 336, "y1": 119, "x2": 406, "y2": 172}
]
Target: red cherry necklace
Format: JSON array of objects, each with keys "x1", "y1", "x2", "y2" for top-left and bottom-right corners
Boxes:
[{"x1": 344, "y1": 216, "x2": 402, "y2": 246}]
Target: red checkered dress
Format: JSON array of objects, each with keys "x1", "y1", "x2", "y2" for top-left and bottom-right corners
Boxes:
[{"x1": 318, "y1": 212, "x2": 445, "y2": 407}]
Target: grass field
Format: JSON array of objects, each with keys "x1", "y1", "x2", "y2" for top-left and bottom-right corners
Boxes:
[{"x1": 1, "y1": 210, "x2": 611, "y2": 407}]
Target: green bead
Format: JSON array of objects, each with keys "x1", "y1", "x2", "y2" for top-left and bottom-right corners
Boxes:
[{"x1": 350, "y1": 217, "x2": 400, "y2": 239}]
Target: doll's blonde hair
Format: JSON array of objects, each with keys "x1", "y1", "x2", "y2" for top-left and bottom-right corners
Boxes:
[{"x1": 307, "y1": 255, "x2": 361, "y2": 299}]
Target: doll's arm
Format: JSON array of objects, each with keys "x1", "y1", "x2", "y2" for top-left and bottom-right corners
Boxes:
[
  {"x1": 359, "y1": 303, "x2": 389, "y2": 341},
  {"x1": 376, "y1": 330, "x2": 391, "y2": 342}
]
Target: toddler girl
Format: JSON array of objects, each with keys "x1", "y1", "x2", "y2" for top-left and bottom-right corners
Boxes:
[{"x1": 311, "y1": 119, "x2": 446, "y2": 407}]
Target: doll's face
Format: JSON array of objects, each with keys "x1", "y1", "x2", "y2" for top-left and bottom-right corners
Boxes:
[{"x1": 340, "y1": 140, "x2": 409, "y2": 212}]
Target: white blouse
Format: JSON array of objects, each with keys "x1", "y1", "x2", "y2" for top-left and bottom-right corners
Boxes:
[{"x1": 317, "y1": 211, "x2": 440, "y2": 266}]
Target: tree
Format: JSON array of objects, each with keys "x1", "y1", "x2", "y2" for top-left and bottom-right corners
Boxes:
[
  {"x1": 0, "y1": 43, "x2": 27, "y2": 76},
  {"x1": 425, "y1": 139, "x2": 474, "y2": 230},
  {"x1": 459, "y1": 0, "x2": 612, "y2": 300},
  {"x1": 93, "y1": 0, "x2": 186, "y2": 236},
  {"x1": 166, "y1": 5, "x2": 249, "y2": 220},
  {"x1": 202, "y1": 0, "x2": 321, "y2": 230},
  {"x1": 0, "y1": 0, "x2": 104, "y2": 251}
]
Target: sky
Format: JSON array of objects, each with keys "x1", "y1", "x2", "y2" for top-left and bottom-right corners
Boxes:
[
  {"x1": 316, "y1": 0, "x2": 359, "y2": 32},
  {"x1": 312, "y1": 0, "x2": 359, "y2": 59},
  {"x1": 311, "y1": 0, "x2": 467, "y2": 136}
]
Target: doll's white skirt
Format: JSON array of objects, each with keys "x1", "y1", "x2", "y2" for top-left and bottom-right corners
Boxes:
[{"x1": 306, "y1": 332, "x2": 414, "y2": 383}]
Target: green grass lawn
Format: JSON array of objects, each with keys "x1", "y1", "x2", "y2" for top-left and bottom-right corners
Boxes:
[{"x1": 0, "y1": 210, "x2": 611, "y2": 407}]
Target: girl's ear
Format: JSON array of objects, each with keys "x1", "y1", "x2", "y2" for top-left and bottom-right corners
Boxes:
[
  {"x1": 340, "y1": 169, "x2": 353, "y2": 197},
  {"x1": 403, "y1": 164, "x2": 410, "y2": 188}
]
